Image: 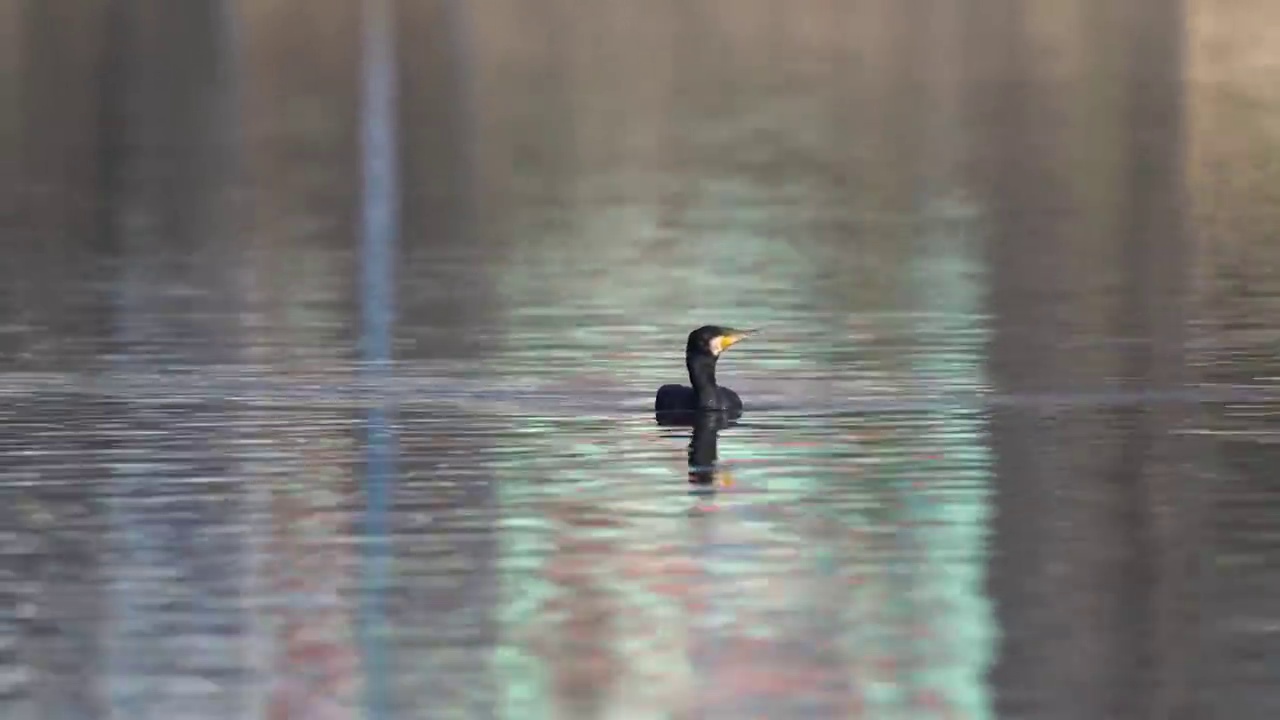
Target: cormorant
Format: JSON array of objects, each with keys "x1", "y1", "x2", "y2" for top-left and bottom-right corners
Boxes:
[{"x1": 654, "y1": 325, "x2": 755, "y2": 414}]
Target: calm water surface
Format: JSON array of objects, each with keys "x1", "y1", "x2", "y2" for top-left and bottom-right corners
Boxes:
[
  {"x1": 5, "y1": 2, "x2": 1280, "y2": 719},
  {"x1": 2, "y1": 246, "x2": 1002, "y2": 719}
]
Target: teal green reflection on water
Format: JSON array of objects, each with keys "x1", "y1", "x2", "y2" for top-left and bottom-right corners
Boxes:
[
  {"x1": 487, "y1": 191, "x2": 997, "y2": 717},
  {"x1": 893, "y1": 197, "x2": 993, "y2": 719}
]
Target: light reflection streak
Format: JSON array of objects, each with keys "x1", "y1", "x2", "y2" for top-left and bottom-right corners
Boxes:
[{"x1": 357, "y1": 0, "x2": 398, "y2": 717}]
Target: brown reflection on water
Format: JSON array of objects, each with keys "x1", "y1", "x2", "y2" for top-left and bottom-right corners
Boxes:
[{"x1": 974, "y1": 1, "x2": 1202, "y2": 719}]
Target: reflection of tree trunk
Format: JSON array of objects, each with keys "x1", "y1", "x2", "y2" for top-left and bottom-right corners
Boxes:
[
  {"x1": 97, "y1": 3, "x2": 253, "y2": 718},
  {"x1": 100, "y1": 1, "x2": 242, "y2": 361},
  {"x1": 391, "y1": 3, "x2": 502, "y2": 717},
  {"x1": 236, "y1": 4, "x2": 364, "y2": 719},
  {"x1": 395, "y1": 0, "x2": 496, "y2": 327},
  {"x1": 7, "y1": 1, "x2": 112, "y2": 361},
  {"x1": 977, "y1": 0, "x2": 1198, "y2": 718},
  {"x1": 0, "y1": 0, "x2": 24, "y2": 222},
  {"x1": 975, "y1": 0, "x2": 1072, "y2": 709},
  {"x1": 1116, "y1": 4, "x2": 1200, "y2": 718}
]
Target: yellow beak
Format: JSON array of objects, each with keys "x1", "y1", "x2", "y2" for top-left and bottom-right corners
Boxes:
[{"x1": 712, "y1": 328, "x2": 756, "y2": 355}]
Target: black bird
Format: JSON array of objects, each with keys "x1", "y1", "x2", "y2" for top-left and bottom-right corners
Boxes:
[{"x1": 654, "y1": 325, "x2": 756, "y2": 414}]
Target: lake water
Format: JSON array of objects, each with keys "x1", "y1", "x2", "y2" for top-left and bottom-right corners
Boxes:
[{"x1": 3, "y1": 2, "x2": 1280, "y2": 719}]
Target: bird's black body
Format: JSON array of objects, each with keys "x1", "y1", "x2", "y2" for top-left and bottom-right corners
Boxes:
[
  {"x1": 654, "y1": 325, "x2": 754, "y2": 416},
  {"x1": 655, "y1": 384, "x2": 742, "y2": 414}
]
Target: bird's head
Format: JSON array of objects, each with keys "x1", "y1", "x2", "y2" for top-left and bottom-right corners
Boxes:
[{"x1": 686, "y1": 325, "x2": 756, "y2": 360}]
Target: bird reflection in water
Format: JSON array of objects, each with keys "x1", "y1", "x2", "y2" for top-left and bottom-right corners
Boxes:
[
  {"x1": 687, "y1": 411, "x2": 735, "y2": 488},
  {"x1": 656, "y1": 409, "x2": 737, "y2": 489}
]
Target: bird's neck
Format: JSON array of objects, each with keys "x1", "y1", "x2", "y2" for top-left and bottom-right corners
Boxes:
[{"x1": 687, "y1": 355, "x2": 719, "y2": 407}]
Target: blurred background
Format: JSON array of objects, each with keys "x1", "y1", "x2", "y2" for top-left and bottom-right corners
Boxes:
[{"x1": 2, "y1": 0, "x2": 1279, "y2": 718}]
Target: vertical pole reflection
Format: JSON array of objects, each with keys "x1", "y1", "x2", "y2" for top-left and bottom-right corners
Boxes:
[{"x1": 358, "y1": 0, "x2": 399, "y2": 717}]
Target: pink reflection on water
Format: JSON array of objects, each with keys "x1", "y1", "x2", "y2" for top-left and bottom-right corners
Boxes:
[{"x1": 263, "y1": 472, "x2": 361, "y2": 720}]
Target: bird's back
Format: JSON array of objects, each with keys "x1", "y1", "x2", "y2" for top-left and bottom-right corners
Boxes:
[
  {"x1": 655, "y1": 384, "x2": 696, "y2": 412},
  {"x1": 655, "y1": 384, "x2": 744, "y2": 413},
  {"x1": 714, "y1": 386, "x2": 744, "y2": 413}
]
